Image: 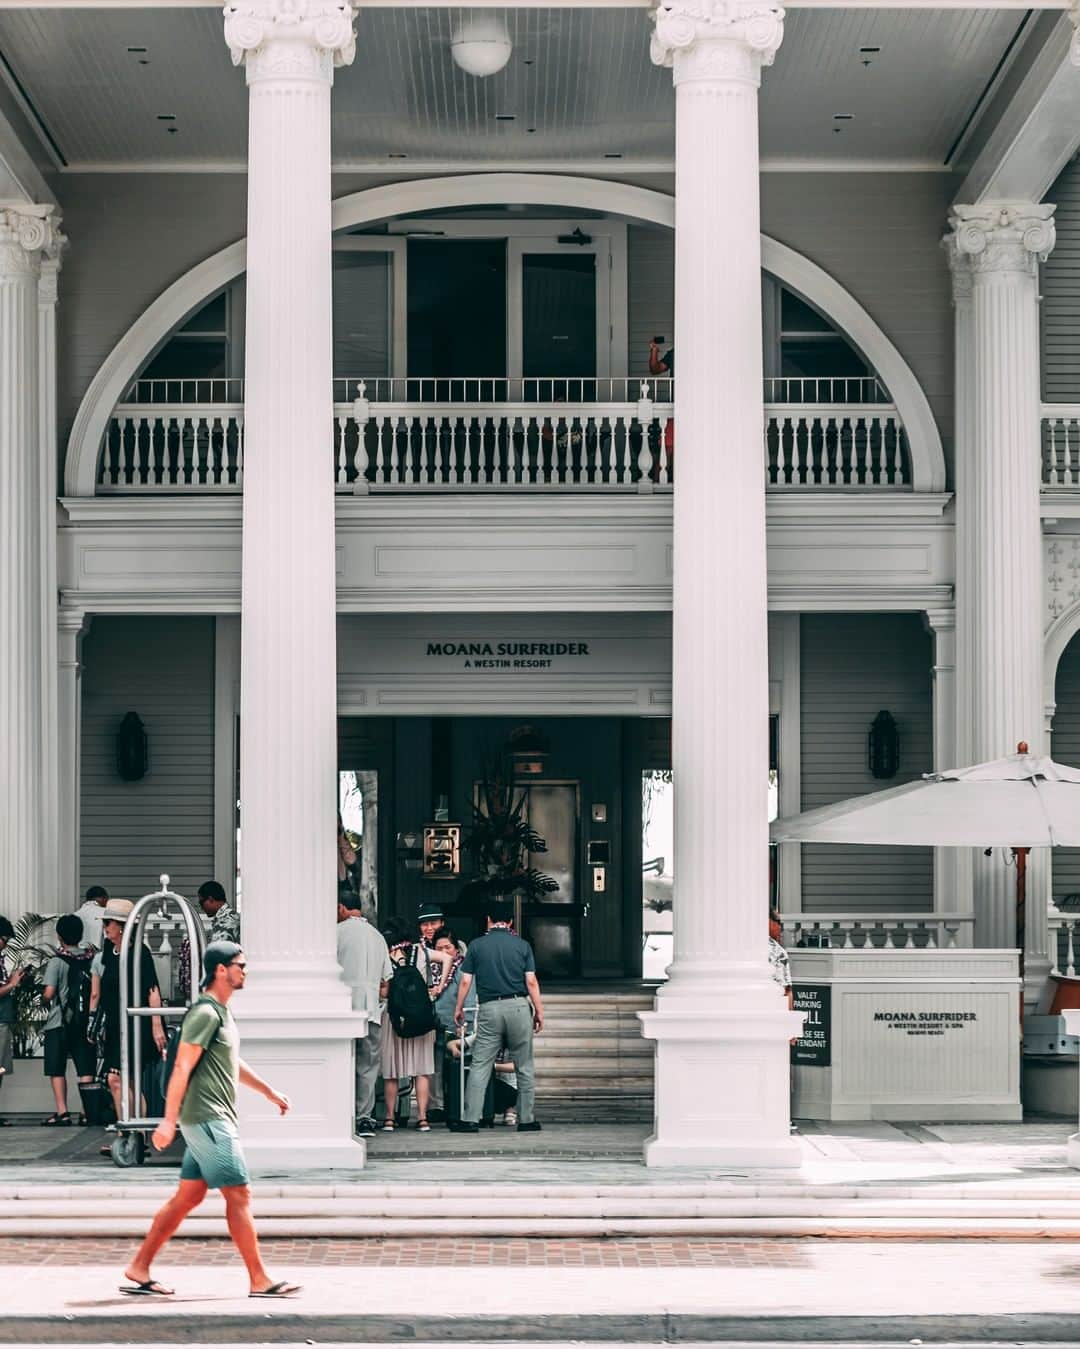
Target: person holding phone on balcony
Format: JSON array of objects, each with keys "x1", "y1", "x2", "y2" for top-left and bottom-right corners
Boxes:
[{"x1": 648, "y1": 338, "x2": 674, "y2": 478}]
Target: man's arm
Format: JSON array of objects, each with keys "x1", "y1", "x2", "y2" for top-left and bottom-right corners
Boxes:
[
  {"x1": 151, "y1": 1040, "x2": 203, "y2": 1151},
  {"x1": 525, "y1": 971, "x2": 544, "y2": 1033},
  {"x1": 238, "y1": 1058, "x2": 290, "y2": 1115},
  {"x1": 454, "y1": 970, "x2": 474, "y2": 1026},
  {"x1": 0, "y1": 967, "x2": 23, "y2": 998}
]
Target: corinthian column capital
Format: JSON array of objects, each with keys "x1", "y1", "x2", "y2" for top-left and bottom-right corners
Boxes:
[
  {"x1": 223, "y1": 0, "x2": 356, "y2": 84},
  {"x1": 0, "y1": 202, "x2": 58, "y2": 279},
  {"x1": 946, "y1": 202, "x2": 1056, "y2": 277},
  {"x1": 650, "y1": 0, "x2": 785, "y2": 87}
]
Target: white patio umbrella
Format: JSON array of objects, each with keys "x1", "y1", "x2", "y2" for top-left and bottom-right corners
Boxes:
[{"x1": 770, "y1": 744, "x2": 1080, "y2": 967}]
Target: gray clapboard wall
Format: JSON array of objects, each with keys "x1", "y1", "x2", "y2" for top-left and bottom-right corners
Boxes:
[
  {"x1": 79, "y1": 615, "x2": 215, "y2": 901},
  {"x1": 1052, "y1": 632, "x2": 1080, "y2": 900},
  {"x1": 1042, "y1": 157, "x2": 1080, "y2": 403},
  {"x1": 800, "y1": 613, "x2": 934, "y2": 914}
]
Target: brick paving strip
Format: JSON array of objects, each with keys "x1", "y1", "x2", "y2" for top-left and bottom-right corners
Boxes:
[{"x1": 0, "y1": 1236, "x2": 813, "y2": 1266}]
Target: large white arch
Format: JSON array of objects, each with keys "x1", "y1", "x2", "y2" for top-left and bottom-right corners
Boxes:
[
  {"x1": 1045, "y1": 601, "x2": 1080, "y2": 715},
  {"x1": 65, "y1": 172, "x2": 946, "y2": 495}
]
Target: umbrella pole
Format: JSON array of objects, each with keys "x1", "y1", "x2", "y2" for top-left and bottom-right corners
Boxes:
[{"x1": 1014, "y1": 845, "x2": 1029, "y2": 1022}]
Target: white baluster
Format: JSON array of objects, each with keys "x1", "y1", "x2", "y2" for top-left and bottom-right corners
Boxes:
[
  {"x1": 1067, "y1": 921, "x2": 1077, "y2": 979},
  {"x1": 375, "y1": 418, "x2": 387, "y2": 485},
  {"x1": 236, "y1": 413, "x2": 244, "y2": 489},
  {"x1": 335, "y1": 415, "x2": 347, "y2": 485}
]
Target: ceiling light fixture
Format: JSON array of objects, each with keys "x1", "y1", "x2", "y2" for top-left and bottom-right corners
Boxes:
[
  {"x1": 833, "y1": 113, "x2": 853, "y2": 121},
  {"x1": 451, "y1": 16, "x2": 513, "y2": 78},
  {"x1": 494, "y1": 114, "x2": 515, "y2": 122}
]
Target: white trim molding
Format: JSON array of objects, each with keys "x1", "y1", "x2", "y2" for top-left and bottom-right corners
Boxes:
[{"x1": 65, "y1": 173, "x2": 946, "y2": 497}]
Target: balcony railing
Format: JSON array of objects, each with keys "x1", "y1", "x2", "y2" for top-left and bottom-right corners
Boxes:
[
  {"x1": 97, "y1": 377, "x2": 912, "y2": 494},
  {"x1": 1042, "y1": 405, "x2": 1080, "y2": 487},
  {"x1": 779, "y1": 912, "x2": 975, "y2": 950}
]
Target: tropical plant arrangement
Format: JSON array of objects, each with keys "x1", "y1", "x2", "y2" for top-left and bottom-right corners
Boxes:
[
  {"x1": 458, "y1": 763, "x2": 558, "y2": 912},
  {"x1": 6, "y1": 912, "x2": 55, "y2": 1058}
]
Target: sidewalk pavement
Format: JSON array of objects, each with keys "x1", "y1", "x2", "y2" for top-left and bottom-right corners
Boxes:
[
  {"x1": 3, "y1": 1118, "x2": 1080, "y2": 1187},
  {"x1": 5, "y1": 1236, "x2": 1080, "y2": 1343}
]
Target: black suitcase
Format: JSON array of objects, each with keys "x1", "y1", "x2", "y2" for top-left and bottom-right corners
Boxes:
[{"x1": 443, "y1": 1020, "x2": 494, "y2": 1128}]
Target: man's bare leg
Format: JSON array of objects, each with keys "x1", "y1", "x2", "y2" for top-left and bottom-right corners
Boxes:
[
  {"x1": 125, "y1": 1179, "x2": 208, "y2": 1288},
  {"x1": 222, "y1": 1184, "x2": 275, "y2": 1293}
]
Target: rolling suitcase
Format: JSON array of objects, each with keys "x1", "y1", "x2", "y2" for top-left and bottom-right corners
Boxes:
[{"x1": 444, "y1": 1013, "x2": 494, "y2": 1128}]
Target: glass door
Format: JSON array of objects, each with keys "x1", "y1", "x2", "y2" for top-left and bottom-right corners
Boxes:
[{"x1": 520, "y1": 781, "x2": 582, "y2": 979}]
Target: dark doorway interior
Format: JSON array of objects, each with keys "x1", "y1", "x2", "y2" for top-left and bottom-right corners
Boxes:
[
  {"x1": 522, "y1": 252, "x2": 597, "y2": 379},
  {"x1": 407, "y1": 239, "x2": 507, "y2": 382}
]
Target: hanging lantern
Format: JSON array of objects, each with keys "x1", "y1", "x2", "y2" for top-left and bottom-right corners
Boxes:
[
  {"x1": 116, "y1": 711, "x2": 149, "y2": 781},
  {"x1": 867, "y1": 710, "x2": 900, "y2": 780},
  {"x1": 508, "y1": 724, "x2": 550, "y2": 777}
]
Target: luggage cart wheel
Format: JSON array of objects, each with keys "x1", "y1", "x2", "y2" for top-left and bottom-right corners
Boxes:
[{"x1": 111, "y1": 1131, "x2": 145, "y2": 1168}]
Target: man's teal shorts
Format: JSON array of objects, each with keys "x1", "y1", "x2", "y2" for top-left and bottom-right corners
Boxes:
[{"x1": 179, "y1": 1118, "x2": 250, "y2": 1189}]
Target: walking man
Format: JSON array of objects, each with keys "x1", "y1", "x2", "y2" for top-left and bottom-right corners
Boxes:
[
  {"x1": 121, "y1": 940, "x2": 300, "y2": 1299},
  {"x1": 453, "y1": 901, "x2": 544, "y2": 1133},
  {"x1": 336, "y1": 892, "x2": 391, "y2": 1138}
]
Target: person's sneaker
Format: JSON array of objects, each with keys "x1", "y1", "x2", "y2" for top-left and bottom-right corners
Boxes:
[
  {"x1": 503, "y1": 1109, "x2": 517, "y2": 1127},
  {"x1": 448, "y1": 1120, "x2": 479, "y2": 1133},
  {"x1": 517, "y1": 1120, "x2": 542, "y2": 1133},
  {"x1": 356, "y1": 1116, "x2": 377, "y2": 1138}
]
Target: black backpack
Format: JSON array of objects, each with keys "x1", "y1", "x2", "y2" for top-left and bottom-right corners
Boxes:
[
  {"x1": 161, "y1": 996, "x2": 227, "y2": 1096},
  {"x1": 57, "y1": 951, "x2": 93, "y2": 1037},
  {"x1": 386, "y1": 946, "x2": 436, "y2": 1039}
]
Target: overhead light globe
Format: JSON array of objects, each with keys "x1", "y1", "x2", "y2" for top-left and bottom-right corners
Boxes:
[{"x1": 451, "y1": 17, "x2": 512, "y2": 78}]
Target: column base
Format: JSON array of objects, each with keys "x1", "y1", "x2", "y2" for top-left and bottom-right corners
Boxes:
[
  {"x1": 1067, "y1": 1132, "x2": 1080, "y2": 1170},
  {"x1": 234, "y1": 1006, "x2": 367, "y2": 1173},
  {"x1": 639, "y1": 1001, "x2": 804, "y2": 1171}
]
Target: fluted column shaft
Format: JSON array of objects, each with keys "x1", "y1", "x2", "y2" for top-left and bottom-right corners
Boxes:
[
  {"x1": 230, "y1": 1, "x2": 355, "y2": 1000},
  {"x1": 0, "y1": 204, "x2": 57, "y2": 910},
  {"x1": 223, "y1": 1, "x2": 362, "y2": 1168},
  {"x1": 947, "y1": 203, "x2": 1053, "y2": 956},
  {"x1": 638, "y1": 2, "x2": 801, "y2": 1170},
  {"x1": 664, "y1": 4, "x2": 779, "y2": 1002}
]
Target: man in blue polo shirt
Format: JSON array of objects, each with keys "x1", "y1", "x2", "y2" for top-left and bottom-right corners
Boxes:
[{"x1": 453, "y1": 901, "x2": 544, "y2": 1133}]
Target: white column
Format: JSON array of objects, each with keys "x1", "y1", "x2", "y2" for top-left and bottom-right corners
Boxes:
[
  {"x1": 946, "y1": 203, "x2": 1053, "y2": 956},
  {"x1": 225, "y1": 0, "x2": 362, "y2": 1168},
  {"x1": 639, "y1": 1, "x2": 802, "y2": 1169},
  {"x1": 38, "y1": 239, "x2": 64, "y2": 906},
  {"x1": 57, "y1": 608, "x2": 88, "y2": 908},
  {"x1": 0, "y1": 203, "x2": 57, "y2": 915},
  {"x1": 924, "y1": 607, "x2": 971, "y2": 944}
]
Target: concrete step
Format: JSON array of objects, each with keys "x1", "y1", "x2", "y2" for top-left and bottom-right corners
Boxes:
[{"x1": 11, "y1": 1184, "x2": 1080, "y2": 1237}]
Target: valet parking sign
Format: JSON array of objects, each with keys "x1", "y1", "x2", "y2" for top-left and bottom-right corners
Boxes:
[{"x1": 426, "y1": 641, "x2": 592, "y2": 671}]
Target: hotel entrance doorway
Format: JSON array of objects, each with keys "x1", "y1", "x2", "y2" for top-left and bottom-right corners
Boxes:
[{"x1": 337, "y1": 714, "x2": 670, "y2": 981}]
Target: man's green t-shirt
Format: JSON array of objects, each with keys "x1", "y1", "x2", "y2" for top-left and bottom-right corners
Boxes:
[{"x1": 178, "y1": 996, "x2": 240, "y2": 1127}]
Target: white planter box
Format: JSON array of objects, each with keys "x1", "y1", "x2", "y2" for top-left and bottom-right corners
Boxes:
[{"x1": 789, "y1": 948, "x2": 1022, "y2": 1122}]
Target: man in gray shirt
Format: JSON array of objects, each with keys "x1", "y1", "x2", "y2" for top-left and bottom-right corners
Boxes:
[{"x1": 453, "y1": 902, "x2": 544, "y2": 1133}]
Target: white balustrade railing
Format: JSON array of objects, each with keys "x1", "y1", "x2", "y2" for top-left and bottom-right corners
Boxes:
[
  {"x1": 779, "y1": 912, "x2": 974, "y2": 951},
  {"x1": 1042, "y1": 405, "x2": 1080, "y2": 487},
  {"x1": 1049, "y1": 910, "x2": 1080, "y2": 977},
  {"x1": 98, "y1": 382, "x2": 911, "y2": 493}
]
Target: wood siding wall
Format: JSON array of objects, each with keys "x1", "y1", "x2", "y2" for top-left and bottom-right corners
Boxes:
[
  {"x1": 799, "y1": 613, "x2": 934, "y2": 914},
  {"x1": 1042, "y1": 157, "x2": 1080, "y2": 402},
  {"x1": 80, "y1": 615, "x2": 215, "y2": 900},
  {"x1": 1052, "y1": 632, "x2": 1080, "y2": 900}
]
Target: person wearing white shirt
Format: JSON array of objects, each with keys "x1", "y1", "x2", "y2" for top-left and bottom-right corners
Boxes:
[
  {"x1": 335, "y1": 893, "x2": 392, "y2": 1138},
  {"x1": 75, "y1": 885, "x2": 109, "y2": 951}
]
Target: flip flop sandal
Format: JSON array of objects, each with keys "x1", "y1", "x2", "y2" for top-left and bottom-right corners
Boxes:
[
  {"x1": 381, "y1": 1121, "x2": 394, "y2": 1131},
  {"x1": 416, "y1": 1119, "x2": 431, "y2": 1132},
  {"x1": 42, "y1": 1112, "x2": 72, "y2": 1127},
  {"x1": 120, "y1": 1280, "x2": 174, "y2": 1297},
  {"x1": 250, "y1": 1282, "x2": 301, "y2": 1298}
]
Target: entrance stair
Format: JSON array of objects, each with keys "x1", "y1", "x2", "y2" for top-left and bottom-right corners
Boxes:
[
  {"x1": 533, "y1": 986, "x2": 655, "y2": 1122},
  {"x1": 9, "y1": 1177, "x2": 1080, "y2": 1238}
]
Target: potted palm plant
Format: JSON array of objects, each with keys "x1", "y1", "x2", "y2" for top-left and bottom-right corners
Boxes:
[{"x1": 458, "y1": 764, "x2": 558, "y2": 923}]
